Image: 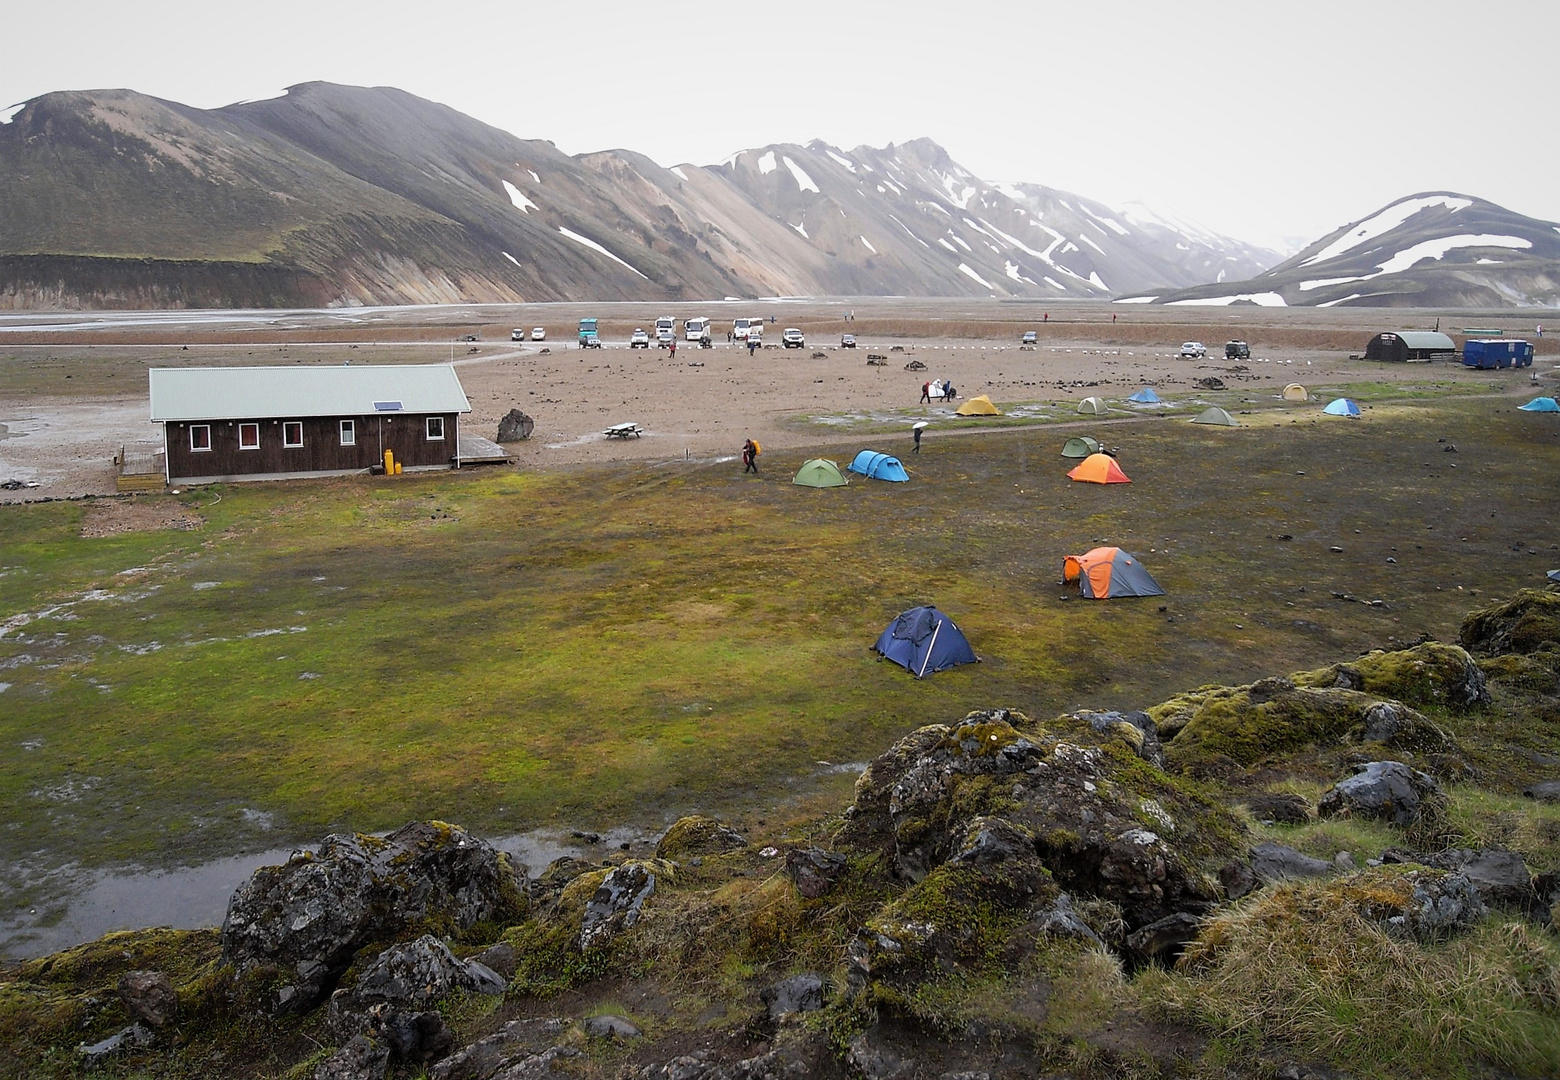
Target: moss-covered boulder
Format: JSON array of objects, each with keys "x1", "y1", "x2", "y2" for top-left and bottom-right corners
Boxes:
[
  {"x1": 654, "y1": 815, "x2": 747, "y2": 861},
  {"x1": 1460, "y1": 589, "x2": 1560, "y2": 657},
  {"x1": 837, "y1": 710, "x2": 1243, "y2": 931},
  {"x1": 220, "y1": 821, "x2": 528, "y2": 1013},
  {"x1": 1292, "y1": 641, "x2": 1488, "y2": 709},
  {"x1": 1154, "y1": 677, "x2": 1457, "y2": 772}
]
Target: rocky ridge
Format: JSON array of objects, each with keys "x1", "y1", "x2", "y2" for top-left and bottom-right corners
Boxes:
[{"x1": 3, "y1": 589, "x2": 1560, "y2": 1079}]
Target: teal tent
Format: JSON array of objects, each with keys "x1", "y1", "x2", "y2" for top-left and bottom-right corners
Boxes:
[
  {"x1": 848, "y1": 450, "x2": 909, "y2": 482},
  {"x1": 1323, "y1": 398, "x2": 1361, "y2": 417},
  {"x1": 1518, "y1": 397, "x2": 1560, "y2": 412}
]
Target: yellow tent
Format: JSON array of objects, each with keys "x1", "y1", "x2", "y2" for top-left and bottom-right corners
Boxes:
[
  {"x1": 1282, "y1": 383, "x2": 1309, "y2": 401},
  {"x1": 955, "y1": 394, "x2": 1001, "y2": 416}
]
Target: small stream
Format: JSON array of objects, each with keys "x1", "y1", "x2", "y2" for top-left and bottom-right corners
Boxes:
[{"x1": 0, "y1": 826, "x2": 642, "y2": 963}]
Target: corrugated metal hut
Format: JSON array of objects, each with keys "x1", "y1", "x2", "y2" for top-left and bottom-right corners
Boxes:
[
  {"x1": 149, "y1": 364, "x2": 471, "y2": 484},
  {"x1": 1364, "y1": 331, "x2": 1457, "y2": 362}
]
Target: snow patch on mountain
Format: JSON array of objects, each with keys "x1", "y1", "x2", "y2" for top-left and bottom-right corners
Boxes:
[
  {"x1": 0, "y1": 102, "x2": 23, "y2": 124},
  {"x1": 782, "y1": 156, "x2": 820, "y2": 194},
  {"x1": 889, "y1": 214, "x2": 930, "y2": 248},
  {"x1": 501, "y1": 181, "x2": 537, "y2": 213},
  {"x1": 669, "y1": 166, "x2": 689, "y2": 180},
  {"x1": 528, "y1": 170, "x2": 541, "y2": 184},
  {"x1": 502, "y1": 251, "x2": 520, "y2": 267},
  {"x1": 558, "y1": 227, "x2": 647, "y2": 278},
  {"x1": 860, "y1": 236, "x2": 876, "y2": 253},
  {"x1": 791, "y1": 221, "x2": 808, "y2": 239},
  {"x1": 758, "y1": 151, "x2": 777, "y2": 174},
  {"x1": 1169, "y1": 292, "x2": 1287, "y2": 307},
  {"x1": 958, "y1": 263, "x2": 995, "y2": 289},
  {"x1": 1089, "y1": 271, "x2": 1109, "y2": 291},
  {"x1": 1299, "y1": 194, "x2": 1472, "y2": 267},
  {"x1": 825, "y1": 149, "x2": 857, "y2": 172}
]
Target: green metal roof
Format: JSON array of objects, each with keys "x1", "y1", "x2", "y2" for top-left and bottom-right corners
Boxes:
[{"x1": 149, "y1": 365, "x2": 471, "y2": 422}]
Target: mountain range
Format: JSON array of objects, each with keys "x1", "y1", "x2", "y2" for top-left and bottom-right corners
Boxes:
[
  {"x1": 1126, "y1": 193, "x2": 1560, "y2": 309},
  {"x1": 0, "y1": 82, "x2": 1556, "y2": 310}
]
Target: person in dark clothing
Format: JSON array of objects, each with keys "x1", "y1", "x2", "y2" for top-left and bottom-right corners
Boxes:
[
  {"x1": 944, "y1": 382, "x2": 956, "y2": 402},
  {"x1": 742, "y1": 439, "x2": 759, "y2": 473},
  {"x1": 748, "y1": 338, "x2": 758, "y2": 356},
  {"x1": 912, "y1": 426, "x2": 923, "y2": 453},
  {"x1": 920, "y1": 381, "x2": 931, "y2": 403}
]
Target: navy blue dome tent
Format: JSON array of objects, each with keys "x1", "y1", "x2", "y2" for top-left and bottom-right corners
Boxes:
[{"x1": 873, "y1": 605, "x2": 978, "y2": 678}]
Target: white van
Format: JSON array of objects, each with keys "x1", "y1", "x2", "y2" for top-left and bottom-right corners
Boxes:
[{"x1": 655, "y1": 315, "x2": 676, "y2": 346}]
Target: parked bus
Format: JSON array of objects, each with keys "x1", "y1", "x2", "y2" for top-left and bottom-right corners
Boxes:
[
  {"x1": 684, "y1": 317, "x2": 711, "y2": 344},
  {"x1": 578, "y1": 318, "x2": 601, "y2": 348}
]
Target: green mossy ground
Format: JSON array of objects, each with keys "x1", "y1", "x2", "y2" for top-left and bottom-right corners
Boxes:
[{"x1": 2, "y1": 392, "x2": 1559, "y2": 1078}]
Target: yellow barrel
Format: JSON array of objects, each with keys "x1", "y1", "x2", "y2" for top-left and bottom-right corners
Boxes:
[
  {"x1": 384, "y1": 449, "x2": 394, "y2": 474},
  {"x1": 394, "y1": 461, "x2": 403, "y2": 475}
]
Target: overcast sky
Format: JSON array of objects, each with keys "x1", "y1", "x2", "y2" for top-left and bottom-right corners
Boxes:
[{"x1": 5, "y1": 0, "x2": 1555, "y2": 253}]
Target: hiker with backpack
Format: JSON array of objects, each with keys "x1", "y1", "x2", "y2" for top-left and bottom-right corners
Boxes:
[{"x1": 742, "y1": 438, "x2": 760, "y2": 474}]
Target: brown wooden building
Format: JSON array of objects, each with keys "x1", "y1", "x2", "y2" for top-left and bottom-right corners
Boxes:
[{"x1": 149, "y1": 364, "x2": 472, "y2": 484}]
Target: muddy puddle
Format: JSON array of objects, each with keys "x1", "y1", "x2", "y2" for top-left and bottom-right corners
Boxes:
[{"x1": 0, "y1": 826, "x2": 644, "y2": 962}]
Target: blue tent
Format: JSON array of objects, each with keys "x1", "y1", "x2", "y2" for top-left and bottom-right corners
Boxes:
[
  {"x1": 1518, "y1": 396, "x2": 1560, "y2": 412},
  {"x1": 1127, "y1": 388, "x2": 1162, "y2": 404},
  {"x1": 873, "y1": 606, "x2": 978, "y2": 678},
  {"x1": 1322, "y1": 398, "x2": 1361, "y2": 417},
  {"x1": 848, "y1": 450, "x2": 909, "y2": 482}
]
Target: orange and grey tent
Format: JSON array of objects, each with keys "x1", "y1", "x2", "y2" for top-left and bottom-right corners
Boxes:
[
  {"x1": 1063, "y1": 547, "x2": 1165, "y2": 599},
  {"x1": 1067, "y1": 453, "x2": 1131, "y2": 484}
]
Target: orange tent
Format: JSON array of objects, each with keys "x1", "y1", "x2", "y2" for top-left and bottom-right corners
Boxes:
[
  {"x1": 1063, "y1": 547, "x2": 1165, "y2": 598},
  {"x1": 1067, "y1": 453, "x2": 1131, "y2": 484}
]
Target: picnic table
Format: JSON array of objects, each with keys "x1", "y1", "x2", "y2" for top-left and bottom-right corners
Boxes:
[{"x1": 604, "y1": 423, "x2": 642, "y2": 439}]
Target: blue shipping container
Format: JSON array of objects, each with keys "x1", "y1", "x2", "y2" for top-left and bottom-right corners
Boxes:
[{"x1": 1462, "y1": 339, "x2": 1534, "y2": 369}]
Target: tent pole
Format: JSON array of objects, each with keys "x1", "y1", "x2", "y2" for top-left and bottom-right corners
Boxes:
[{"x1": 918, "y1": 620, "x2": 942, "y2": 679}]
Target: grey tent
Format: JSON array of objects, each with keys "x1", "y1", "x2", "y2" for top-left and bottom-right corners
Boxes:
[
  {"x1": 1077, "y1": 396, "x2": 1108, "y2": 415},
  {"x1": 1062, "y1": 436, "x2": 1101, "y2": 459},
  {"x1": 1191, "y1": 406, "x2": 1238, "y2": 426}
]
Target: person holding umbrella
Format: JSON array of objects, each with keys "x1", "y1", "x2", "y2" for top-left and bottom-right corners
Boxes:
[{"x1": 912, "y1": 421, "x2": 927, "y2": 453}]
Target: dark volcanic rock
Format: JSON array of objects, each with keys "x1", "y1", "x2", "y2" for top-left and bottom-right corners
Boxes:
[
  {"x1": 1525, "y1": 780, "x2": 1560, "y2": 803},
  {"x1": 1250, "y1": 842, "x2": 1334, "y2": 883},
  {"x1": 1125, "y1": 911, "x2": 1203, "y2": 963},
  {"x1": 496, "y1": 409, "x2": 534, "y2": 442},
  {"x1": 761, "y1": 972, "x2": 826, "y2": 1018},
  {"x1": 314, "y1": 1034, "x2": 390, "y2": 1080},
  {"x1": 1245, "y1": 792, "x2": 1312, "y2": 824},
  {"x1": 1317, "y1": 761, "x2": 1443, "y2": 827},
  {"x1": 580, "y1": 861, "x2": 660, "y2": 950},
  {"x1": 1381, "y1": 847, "x2": 1534, "y2": 911},
  {"x1": 1031, "y1": 893, "x2": 1104, "y2": 944},
  {"x1": 117, "y1": 970, "x2": 177, "y2": 1028},
  {"x1": 583, "y1": 1014, "x2": 642, "y2": 1039},
  {"x1": 221, "y1": 821, "x2": 527, "y2": 1012},
  {"x1": 430, "y1": 1018, "x2": 571, "y2": 1080},
  {"x1": 785, "y1": 847, "x2": 848, "y2": 899}
]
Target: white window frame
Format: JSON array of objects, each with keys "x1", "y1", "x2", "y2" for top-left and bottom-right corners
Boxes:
[
  {"x1": 238, "y1": 422, "x2": 260, "y2": 451},
  {"x1": 426, "y1": 416, "x2": 445, "y2": 441},
  {"x1": 340, "y1": 419, "x2": 355, "y2": 446},
  {"x1": 190, "y1": 424, "x2": 212, "y2": 452},
  {"x1": 283, "y1": 421, "x2": 304, "y2": 448}
]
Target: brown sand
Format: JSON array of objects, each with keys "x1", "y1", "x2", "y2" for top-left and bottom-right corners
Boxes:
[{"x1": 2, "y1": 299, "x2": 1553, "y2": 499}]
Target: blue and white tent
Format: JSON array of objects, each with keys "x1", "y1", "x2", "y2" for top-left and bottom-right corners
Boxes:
[
  {"x1": 1322, "y1": 398, "x2": 1361, "y2": 417},
  {"x1": 848, "y1": 450, "x2": 909, "y2": 482},
  {"x1": 1518, "y1": 396, "x2": 1560, "y2": 413},
  {"x1": 873, "y1": 606, "x2": 978, "y2": 678},
  {"x1": 1127, "y1": 388, "x2": 1162, "y2": 404}
]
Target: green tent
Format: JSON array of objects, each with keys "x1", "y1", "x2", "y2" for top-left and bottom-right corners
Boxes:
[
  {"x1": 1191, "y1": 406, "x2": 1239, "y2": 427},
  {"x1": 792, "y1": 458, "x2": 849, "y2": 487},
  {"x1": 1062, "y1": 436, "x2": 1101, "y2": 458}
]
